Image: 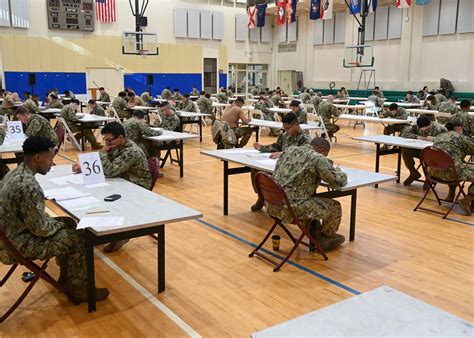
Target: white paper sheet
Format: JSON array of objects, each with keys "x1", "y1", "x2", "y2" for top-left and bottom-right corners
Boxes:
[
  {"x1": 77, "y1": 216, "x2": 125, "y2": 230},
  {"x1": 222, "y1": 149, "x2": 259, "y2": 154},
  {"x1": 43, "y1": 186, "x2": 90, "y2": 201},
  {"x1": 49, "y1": 174, "x2": 84, "y2": 185},
  {"x1": 60, "y1": 196, "x2": 100, "y2": 210},
  {"x1": 246, "y1": 153, "x2": 272, "y2": 158},
  {"x1": 256, "y1": 159, "x2": 277, "y2": 166}
]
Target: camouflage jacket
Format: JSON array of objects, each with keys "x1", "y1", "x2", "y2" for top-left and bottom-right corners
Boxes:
[
  {"x1": 382, "y1": 107, "x2": 408, "y2": 120},
  {"x1": 179, "y1": 99, "x2": 196, "y2": 112},
  {"x1": 123, "y1": 117, "x2": 163, "y2": 157},
  {"x1": 161, "y1": 89, "x2": 171, "y2": 100},
  {"x1": 90, "y1": 105, "x2": 105, "y2": 116},
  {"x1": 293, "y1": 107, "x2": 308, "y2": 124},
  {"x1": 60, "y1": 104, "x2": 79, "y2": 130},
  {"x1": 191, "y1": 89, "x2": 200, "y2": 96},
  {"x1": 99, "y1": 92, "x2": 111, "y2": 102},
  {"x1": 299, "y1": 93, "x2": 311, "y2": 104},
  {"x1": 172, "y1": 93, "x2": 182, "y2": 101},
  {"x1": 157, "y1": 112, "x2": 180, "y2": 131},
  {"x1": 0, "y1": 164, "x2": 66, "y2": 264},
  {"x1": 260, "y1": 128, "x2": 311, "y2": 153},
  {"x1": 112, "y1": 97, "x2": 129, "y2": 119},
  {"x1": 25, "y1": 114, "x2": 59, "y2": 145},
  {"x1": 141, "y1": 93, "x2": 152, "y2": 103},
  {"x1": 368, "y1": 95, "x2": 383, "y2": 107},
  {"x1": 99, "y1": 139, "x2": 151, "y2": 190},
  {"x1": 254, "y1": 100, "x2": 274, "y2": 115},
  {"x1": 318, "y1": 101, "x2": 341, "y2": 125},
  {"x1": 451, "y1": 111, "x2": 474, "y2": 137},
  {"x1": 434, "y1": 93, "x2": 447, "y2": 105},
  {"x1": 403, "y1": 96, "x2": 420, "y2": 104},
  {"x1": 271, "y1": 95, "x2": 283, "y2": 107},
  {"x1": 0, "y1": 128, "x2": 5, "y2": 144},
  {"x1": 196, "y1": 96, "x2": 213, "y2": 114},
  {"x1": 47, "y1": 99, "x2": 64, "y2": 109},
  {"x1": 437, "y1": 102, "x2": 458, "y2": 115},
  {"x1": 267, "y1": 145, "x2": 347, "y2": 220},
  {"x1": 216, "y1": 93, "x2": 228, "y2": 104},
  {"x1": 310, "y1": 96, "x2": 323, "y2": 112},
  {"x1": 401, "y1": 122, "x2": 447, "y2": 139},
  {"x1": 23, "y1": 98, "x2": 40, "y2": 113}
]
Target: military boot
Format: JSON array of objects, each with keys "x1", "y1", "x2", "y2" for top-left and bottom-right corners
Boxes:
[
  {"x1": 314, "y1": 233, "x2": 345, "y2": 251},
  {"x1": 445, "y1": 185, "x2": 456, "y2": 203},
  {"x1": 103, "y1": 239, "x2": 130, "y2": 253},
  {"x1": 403, "y1": 171, "x2": 421, "y2": 186},
  {"x1": 68, "y1": 285, "x2": 110, "y2": 303},
  {"x1": 459, "y1": 195, "x2": 474, "y2": 216},
  {"x1": 251, "y1": 197, "x2": 264, "y2": 212}
]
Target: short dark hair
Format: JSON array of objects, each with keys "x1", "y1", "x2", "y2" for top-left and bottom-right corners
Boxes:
[
  {"x1": 70, "y1": 98, "x2": 80, "y2": 105},
  {"x1": 445, "y1": 120, "x2": 462, "y2": 131},
  {"x1": 127, "y1": 92, "x2": 135, "y2": 97},
  {"x1": 32, "y1": 94, "x2": 39, "y2": 99},
  {"x1": 416, "y1": 115, "x2": 431, "y2": 128},
  {"x1": 375, "y1": 86, "x2": 380, "y2": 90},
  {"x1": 200, "y1": 91, "x2": 206, "y2": 95},
  {"x1": 460, "y1": 99, "x2": 471, "y2": 109},
  {"x1": 160, "y1": 101, "x2": 171, "y2": 108},
  {"x1": 15, "y1": 106, "x2": 29, "y2": 115},
  {"x1": 407, "y1": 91, "x2": 413, "y2": 95},
  {"x1": 99, "y1": 87, "x2": 105, "y2": 90},
  {"x1": 24, "y1": 91, "x2": 30, "y2": 96},
  {"x1": 183, "y1": 93, "x2": 190, "y2": 98},
  {"x1": 389, "y1": 103, "x2": 398, "y2": 111},
  {"x1": 101, "y1": 122, "x2": 125, "y2": 138},
  {"x1": 205, "y1": 93, "x2": 211, "y2": 99},
  {"x1": 88, "y1": 99, "x2": 96, "y2": 105},
  {"x1": 427, "y1": 96, "x2": 437, "y2": 103},
  {"x1": 50, "y1": 94, "x2": 58, "y2": 100},
  {"x1": 234, "y1": 97, "x2": 244, "y2": 104},
  {"x1": 133, "y1": 110, "x2": 145, "y2": 119},
  {"x1": 64, "y1": 90, "x2": 70, "y2": 95},
  {"x1": 282, "y1": 113, "x2": 298, "y2": 124},
  {"x1": 23, "y1": 136, "x2": 55, "y2": 156},
  {"x1": 289, "y1": 100, "x2": 300, "y2": 108},
  {"x1": 118, "y1": 91, "x2": 127, "y2": 98},
  {"x1": 449, "y1": 96, "x2": 457, "y2": 101},
  {"x1": 173, "y1": 88, "x2": 179, "y2": 92},
  {"x1": 311, "y1": 137, "x2": 330, "y2": 151}
]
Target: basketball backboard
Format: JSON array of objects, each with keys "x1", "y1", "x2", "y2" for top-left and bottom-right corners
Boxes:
[
  {"x1": 122, "y1": 32, "x2": 159, "y2": 56},
  {"x1": 343, "y1": 45, "x2": 374, "y2": 68}
]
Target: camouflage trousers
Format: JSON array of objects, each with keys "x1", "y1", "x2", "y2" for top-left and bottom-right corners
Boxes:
[
  {"x1": 429, "y1": 164, "x2": 474, "y2": 196},
  {"x1": 383, "y1": 124, "x2": 405, "y2": 136},
  {"x1": 402, "y1": 148, "x2": 421, "y2": 174},
  {"x1": 325, "y1": 123, "x2": 340, "y2": 137},
  {"x1": 13, "y1": 217, "x2": 86, "y2": 286},
  {"x1": 233, "y1": 127, "x2": 253, "y2": 148},
  {"x1": 0, "y1": 161, "x2": 9, "y2": 180},
  {"x1": 267, "y1": 197, "x2": 342, "y2": 236},
  {"x1": 71, "y1": 125, "x2": 100, "y2": 147}
]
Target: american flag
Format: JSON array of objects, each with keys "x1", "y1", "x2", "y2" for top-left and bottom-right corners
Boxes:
[{"x1": 96, "y1": 0, "x2": 116, "y2": 22}]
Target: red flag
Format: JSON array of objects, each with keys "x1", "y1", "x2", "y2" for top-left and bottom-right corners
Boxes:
[
  {"x1": 395, "y1": 0, "x2": 411, "y2": 8},
  {"x1": 247, "y1": 5, "x2": 257, "y2": 29},
  {"x1": 277, "y1": 0, "x2": 287, "y2": 26}
]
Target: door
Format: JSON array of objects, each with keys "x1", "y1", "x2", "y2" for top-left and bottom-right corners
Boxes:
[
  {"x1": 86, "y1": 68, "x2": 124, "y2": 98},
  {"x1": 203, "y1": 58, "x2": 217, "y2": 94},
  {"x1": 278, "y1": 70, "x2": 294, "y2": 94}
]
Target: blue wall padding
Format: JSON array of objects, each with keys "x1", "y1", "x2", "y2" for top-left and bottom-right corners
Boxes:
[
  {"x1": 124, "y1": 73, "x2": 202, "y2": 96},
  {"x1": 219, "y1": 73, "x2": 227, "y2": 89},
  {"x1": 4, "y1": 72, "x2": 87, "y2": 97}
]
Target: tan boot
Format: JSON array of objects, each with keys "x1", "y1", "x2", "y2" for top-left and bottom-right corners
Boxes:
[
  {"x1": 403, "y1": 171, "x2": 421, "y2": 186},
  {"x1": 314, "y1": 233, "x2": 345, "y2": 251},
  {"x1": 251, "y1": 197, "x2": 264, "y2": 212},
  {"x1": 445, "y1": 186, "x2": 456, "y2": 203},
  {"x1": 459, "y1": 195, "x2": 474, "y2": 216},
  {"x1": 103, "y1": 239, "x2": 129, "y2": 253},
  {"x1": 68, "y1": 285, "x2": 110, "y2": 303}
]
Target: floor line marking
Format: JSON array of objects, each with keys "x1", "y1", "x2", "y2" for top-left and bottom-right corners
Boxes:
[
  {"x1": 95, "y1": 250, "x2": 201, "y2": 338},
  {"x1": 195, "y1": 219, "x2": 361, "y2": 296}
]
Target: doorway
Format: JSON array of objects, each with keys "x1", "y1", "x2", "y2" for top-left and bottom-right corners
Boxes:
[{"x1": 203, "y1": 58, "x2": 217, "y2": 94}]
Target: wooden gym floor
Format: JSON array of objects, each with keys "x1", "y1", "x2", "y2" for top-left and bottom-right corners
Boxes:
[{"x1": 1, "y1": 122, "x2": 472, "y2": 336}]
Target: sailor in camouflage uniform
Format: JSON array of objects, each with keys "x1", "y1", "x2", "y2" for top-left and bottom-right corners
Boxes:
[
  {"x1": 267, "y1": 139, "x2": 348, "y2": 251},
  {"x1": 437, "y1": 97, "x2": 459, "y2": 124},
  {"x1": 23, "y1": 94, "x2": 40, "y2": 114},
  {"x1": 270, "y1": 91, "x2": 284, "y2": 108},
  {"x1": 251, "y1": 113, "x2": 311, "y2": 211},
  {"x1": 15, "y1": 107, "x2": 59, "y2": 145},
  {"x1": 254, "y1": 95, "x2": 279, "y2": 136},
  {"x1": 88, "y1": 99, "x2": 105, "y2": 116},
  {"x1": 452, "y1": 100, "x2": 473, "y2": 137},
  {"x1": 112, "y1": 92, "x2": 130, "y2": 120},
  {"x1": 161, "y1": 87, "x2": 172, "y2": 100},
  {"x1": 400, "y1": 115, "x2": 447, "y2": 186},
  {"x1": 289, "y1": 100, "x2": 307, "y2": 124},
  {"x1": 318, "y1": 95, "x2": 341, "y2": 138},
  {"x1": 99, "y1": 87, "x2": 111, "y2": 102},
  {"x1": 381, "y1": 103, "x2": 408, "y2": 136},
  {"x1": 60, "y1": 99, "x2": 101, "y2": 149},
  {"x1": 216, "y1": 88, "x2": 229, "y2": 104},
  {"x1": 123, "y1": 110, "x2": 163, "y2": 158},
  {"x1": 156, "y1": 102, "x2": 181, "y2": 131},
  {"x1": 310, "y1": 93, "x2": 323, "y2": 114},
  {"x1": 191, "y1": 86, "x2": 200, "y2": 96},
  {"x1": 0, "y1": 128, "x2": 9, "y2": 179},
  {"x1": 196, "y1": 92, "x2": 214, "y2": 121},
  {"x1": 368, "y1": 91, "x2": 384, "y2": 109},
  {"x1": 0, "y1": 136, "x2": 109, "y2": 302},
  {"x1": 431, "y1": 120, "x2": 474, "y2": 215},
  {"x1": 46, "y1": 94, "x2": 64, "y2": 109},
  {"x1": 140, "y1": 91, "x2": 152, "y2": 104},
  {"x1": 402, "y1": 91, "x2": 420, "y2": 104},
  {"x1": 299, "y1": 90, "x2": 311, "y2": 104}
]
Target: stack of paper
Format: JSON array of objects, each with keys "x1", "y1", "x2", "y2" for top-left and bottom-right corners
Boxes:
[{"x1": 43, "y1": 186, "x2": 90, "y2": 201}]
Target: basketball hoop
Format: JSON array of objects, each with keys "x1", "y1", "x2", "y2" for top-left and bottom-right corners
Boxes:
[
  {"x1": 138, "y1": 49, "x2": 149, "y2": 59},
  {"x1": 349, "y1": 61, "x2": 361, "y2": 67}
]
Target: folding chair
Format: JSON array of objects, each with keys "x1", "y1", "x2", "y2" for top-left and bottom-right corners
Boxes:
[
  {"x1": 249, "y1": 172, "x2": 328, "y2": 272},
  {"x1": 302, "y1": 103, "x2": 316, "y2": 115},
  {"x1": 414, "y1": 146, "x2": 466, "y2": 219},
  {"x1": 148, "y1": 157, "x2": 161, "y2": 241},
  {"x1": 0, "y1": 224, "x2": 79, "y2": 323},
  {"x1": 362, "y1": 101, "x2": 380, "y2": 117},
  {"x1": 307, "y1": 113, "x2": 332, "y2": 144},
  {"x1": 107, "y1": 106, "x2": 122, "y2": 123},
  {"x1": 56, "y1": 117, "x2": 81, "y2": 151}
]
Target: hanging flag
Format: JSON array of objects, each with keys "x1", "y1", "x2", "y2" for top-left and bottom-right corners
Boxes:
[
  {"x1": 247, "y1": 5, "x2": 257, "y2": 28},
  {"x1": 95, "y1": 0, "x2": 116, "y2": 22},
  {"x1": 309, "y1": 0, "x2": 321, "y2": 20},
  {"x1": 321, "y1": 0, "x2": 333, "y2": 20},
  {"x1": 395, "y1": 0, "x2": 412, "y2": 8},
  {"x1": 277, "y1": 0, "x2": 287, "y2": 26},
  {"x1": 349, "y1": 0, "x2": 360, "y2": 15},
  {"x1": 286, "y1": 0, "x2": 297, "y2": 23},
  {"x1": 416, "y1": 0, "x2": 431, "y2": 4},
  {"x1": 369, "y1": 0, "x2": 377, "y2": 12},
  {"x1": 256, "y1": 3, "x2": 267, "y2": 27}
]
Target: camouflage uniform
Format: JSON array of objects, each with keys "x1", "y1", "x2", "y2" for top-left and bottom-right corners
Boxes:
[
  {"x1": 0, "y1": 128, "x2": 9, "y2": 179},
  {"x1": 293, "y1": 107, "x2": 308, "y2": 125},
  {"x1": 99, "y1": 139, "x2": 151, "y2": 190},
  {"x1": 196, "y1": 96, "x2": 214, "y2": 120},
  {"x1": 60, "y1": 104, "x2": 99, "y2": 148},
  {"x1": 47, "y1": 99, "x2": 64, "y2": 109},
  {"x1": 172, "y1": 93, "x2": 182, "y2": 101},
  {"x1": 434, "y1": 93, "x2": 447, "y2": 107},
  {"x1": 382, "y1": 107, "x2": 408, "y2": 135},
  {"x1": 156, "y1": 112, "x2": 180, "y2": 131},
  {"x1": 99, "y1": 92, "x2": 111, "y2": 102},
  {"x1": 90, "y1": 105, "x2": 105, "y2": 116},
  {"x1": 310, "y1": 96, "x2": 323, "y2": 113},
  {"x1": 368, "y1": 95, "x2": 383, "y2": 107},
  {"x1": 437, "y1": 102, "x2": 459, "y2": 124},
  {"x1": 260, "y1": 128, "x2": 311, "y2": 153},
  {"x1": 254, "y1": 100, "x2": 275, "y2": 121},
  {"x1": 267, "y1": 145, "x2": 348, "y2": 236},
  {"x1": 25, "y1": 114, "x2": 59, "y2": 146},
  {"x1": 250, "y1": 88, "x2": 259, "y2": 96},
  {"x1": 216, "y1": 92, "x2": 228, "y2": 104},
  {"x1": 161, "y1": 89, "x2": 171, "y2": 100},
  {"x1": 1, "y1": 95, "x2": 16, "y2": 116},
  {"x1": 440, "y1": 79, "x2": 454, "y2": 98},
  {"x1": 318, "y1": 101, "x2": 341, "y2": 136},
  {"x1": 431, "y1": 131, "x2": 474, "y2": 196},
  {"x1": 271, "y1": 95, "x2": 283, "y2": 107},
  {"x1": 451, "y1": 111, "x2": 474, "y2": 137},
  {"x1": 403, "y1": 96, "x2": 420, "y2": 104},
  {"x1": 179, "y1": 99, "x2": 196, "y2": 112},
  {"x1": 112, "y1": 96, "x2": 130, "y2": 119},
  {"x1": 400, "y1": 122, "x2": 447, "y2": 178},
  {"x1": 0, "y1": 163, "x2": 86, "y2": 287},
  {"x1": 191, "y1": 88, "x2": 200, "y2": 96},
  {"x1": 141, "y1": 92, "x2": 152, "y2": 104},
  {"x1": 123, "y1": 117, "x2": 163, "y2": 158},
  {"x1": 299, "y1": 92, "x2": 311, "y2": 104},
  {"x1": 423, "y1": 99, "x2": 437, "y2": 111},
  {"x1": 23, "y1": 98, "x2": 40, "y2": 114}
]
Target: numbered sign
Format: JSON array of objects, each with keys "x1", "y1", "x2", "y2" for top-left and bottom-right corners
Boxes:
[
  {"x1": 78, "y1": 152, "x2": 105, "y2": 187},
  {"x1": 6, "y1": 121, "x2": 25, "y2": 141}
]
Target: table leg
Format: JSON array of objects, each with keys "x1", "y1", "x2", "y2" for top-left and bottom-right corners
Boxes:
[
  {"x1": 158, "y1": 225, "x2": 165, "y2": 293},
  {"x1": 179, "y1": 140, "x2": 184, "y2": 178},
  {"x1": 224, "y1": 161, "x2": 229, "y2": 216},
  {"x1": 375, "y1": 143, "x2": 381, "y2": 188},
  {"x1": 85, "y1": 230, "x2": 96, "y2": 313},
  {"x1": 349, "y1": 190, "x2": 357, "y2": 241},
  {"x1": 81, "y1": 124, "x2": 85, "y2": 151},
  {"x1": 255, "y1": 126, "x2": 260, "y2": 142},
  {"x1": 396, "y1": 148, "x2": 402, "y2": 183},
  {"x1": 199, "y1": 116, "x2": 202, "y2": 142}
]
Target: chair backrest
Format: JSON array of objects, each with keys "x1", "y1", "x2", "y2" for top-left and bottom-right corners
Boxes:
[
  {"x1": 193, "y1": 101, "x2": 201, "y2": 114},
  {"x1": 307, "y1": 113, "x2": 331, "y2": 143},
  {"x1": 56, "y1": 117, "x2": 82, "y2": 151},
  {"x1": 0, "y1": 224, "x2": 24, "y2": 265},
  {"x1": 303, "y1": 103, "x2": 316, "y2": 114},
  {"x1": 420, "y1": 146, "x2": 457, "y2": 184},
  {"x1": 54, "y1": 122, "x2": 66, "y2": 150},
  {"x1": 107, "y1": 106, "x2": 121, "y2": 123},
  {"x1": 254, "y1": 172, "x2": 300, "y2": 223},
  {"x1": 148, "y1": 157, "x2": 159, "y2": 191}
]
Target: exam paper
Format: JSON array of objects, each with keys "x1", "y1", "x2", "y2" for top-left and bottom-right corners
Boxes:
[
  {"x1": 222, "y1": 149, "x2": 259, "y2": 154},
  {"x1": 256, "y1": 159, "x2": 277, "y2": 166},
  {"x1": 77, "y1": 216, "x2": 125, "y2": 230},
  {"x1": 49, "y1": 174, "x2": 84, "y2": 185},
  {"x1": 43, "y1": 186, "x2": 90, "y2": 201},
  {"x1": 60, "y1": 196, "x2": 100, "y2": 210}
]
